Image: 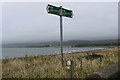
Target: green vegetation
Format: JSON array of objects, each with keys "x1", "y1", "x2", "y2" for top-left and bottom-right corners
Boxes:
[
  {"x1": 71, "y1": 43, "x2": 118, "y2": 47},
  {"x1": 24, "y1": 45, "x2": 50, "y2": 48},
  {"x1": 84, "y1": 53, "x2": 103, "y2": 60},
  {"x1": 2, "y1": 47, "x2": 119, "y2": 78}
]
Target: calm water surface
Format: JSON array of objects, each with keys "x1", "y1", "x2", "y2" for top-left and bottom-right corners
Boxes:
[{"x1": 2, "y1": 47, "x2": 107, "y2": 59}]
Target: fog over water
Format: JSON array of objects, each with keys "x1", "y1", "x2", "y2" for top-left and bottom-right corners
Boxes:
[{"x1": 2, "y1": 2, "x2": 118, "y2": 44}]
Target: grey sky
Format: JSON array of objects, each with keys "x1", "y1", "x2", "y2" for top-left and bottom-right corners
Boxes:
[{"x1": 2, "y1": 2, "x2": 118, "y2": 44}]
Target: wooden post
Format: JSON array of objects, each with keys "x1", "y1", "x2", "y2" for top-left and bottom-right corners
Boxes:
[
  {"x1": 80, "y1": 57, "x2": 83, "y2": 71},
  {"x1": 66, "y1": 60, "x2": 74, "y2": 79}
]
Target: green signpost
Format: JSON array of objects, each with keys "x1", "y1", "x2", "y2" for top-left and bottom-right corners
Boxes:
[
  {"x1": 46, "y1": 4, "x2": 73, "y2": 67},
  {"x1": 46, "y1": 4, "x2": 73, "y2": 18}
]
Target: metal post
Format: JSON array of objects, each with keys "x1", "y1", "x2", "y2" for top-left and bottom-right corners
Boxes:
[{"x1": 60, "y1": 6, "x2": 64, "y2": 67}]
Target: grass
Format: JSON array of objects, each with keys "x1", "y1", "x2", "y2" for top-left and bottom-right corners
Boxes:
[{"x1": 2, "y1": 47, "x2": 119, "y2": 78}]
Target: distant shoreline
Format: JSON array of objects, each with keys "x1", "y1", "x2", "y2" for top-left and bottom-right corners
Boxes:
[
  {"x1": 2, "y1": 47, "x2": 110, "y2": 60},
  {"x1": 2, "y1": 46, "x2": 114, "y2": 48}
]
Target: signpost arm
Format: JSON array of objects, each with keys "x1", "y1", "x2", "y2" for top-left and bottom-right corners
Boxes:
[{"x1": 60, "y1": 6, "x2": 64, "y2": 67}]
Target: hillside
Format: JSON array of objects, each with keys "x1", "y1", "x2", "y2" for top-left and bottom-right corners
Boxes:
[{"x1": 2, "y1": 39, "x2": 118, "y2": 48}]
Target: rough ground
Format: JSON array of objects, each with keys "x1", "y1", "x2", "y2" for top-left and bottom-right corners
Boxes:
[{"x1": 2, "y1": 47, "x2": 119, "y2": 78}]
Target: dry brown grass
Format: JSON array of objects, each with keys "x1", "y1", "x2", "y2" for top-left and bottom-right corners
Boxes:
[{"x1": 2, "y1": 47, "x2": 119, "y2": 78}]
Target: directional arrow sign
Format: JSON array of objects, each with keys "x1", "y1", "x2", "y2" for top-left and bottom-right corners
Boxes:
[
  {"x1": 46, "y1": 4, "x2": 60, "y2": 16},
  {"x1": 46, "y1": 4, "x2": 73, "y2": 18},
  {"x1": 62, "y1": 8, "x2": 73, "y2": 18}
]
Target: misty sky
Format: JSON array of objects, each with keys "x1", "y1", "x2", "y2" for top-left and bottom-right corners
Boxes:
[{"x1": 2, "y1": 2, "x2": 118, "y2": 44}]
